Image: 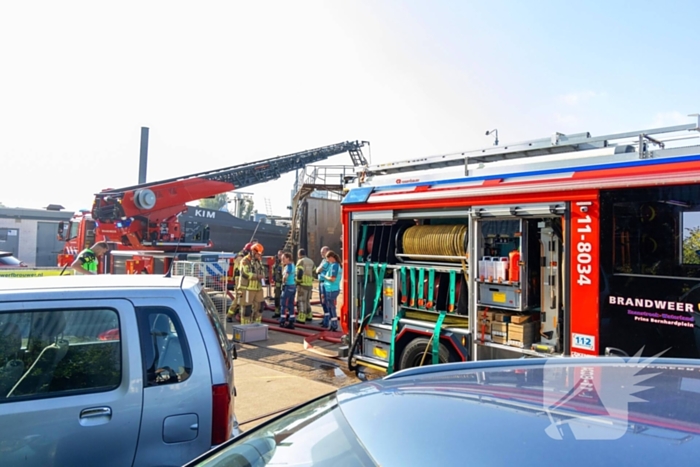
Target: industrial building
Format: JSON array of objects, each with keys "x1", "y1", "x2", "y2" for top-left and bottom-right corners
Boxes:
[{"x1": 0, "y1": 206, "x2": 72, "y2": 267}]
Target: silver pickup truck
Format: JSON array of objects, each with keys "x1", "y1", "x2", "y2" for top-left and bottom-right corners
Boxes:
[{"x1": 0, "y1": 274, "x2": 238, "y2": 467}]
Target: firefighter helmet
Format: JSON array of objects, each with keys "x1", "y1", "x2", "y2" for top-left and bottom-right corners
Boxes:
[
  {"x1": 244, "y1": 242, "x2": 253, "y2": 251},
  {"x1": 250, "y1": 243, "x2": 264, "y2": 255}
]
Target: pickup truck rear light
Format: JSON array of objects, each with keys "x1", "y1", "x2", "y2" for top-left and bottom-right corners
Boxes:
[{"x1": 212, "y1": 383, "x2": 232, "y2": 445}]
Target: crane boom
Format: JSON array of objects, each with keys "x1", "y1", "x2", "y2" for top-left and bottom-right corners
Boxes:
[{"x1": 91, "y1": 140, "x2": 366, "y2": 250}]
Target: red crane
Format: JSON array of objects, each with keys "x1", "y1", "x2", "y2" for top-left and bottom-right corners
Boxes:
[{"x1": 79, "y1": 141, "x2": 366, "y2": 252}]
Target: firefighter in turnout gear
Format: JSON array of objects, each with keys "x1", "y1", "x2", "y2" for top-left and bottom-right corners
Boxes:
[
  {"x1": 228, "y1": 242, "x2": 254, "y2": 322},
  {"x1": 295, "y1": 248, "x2": 315, "y2": 323},
  {"x1": 239, "y1": 243, "x2": 266, "y2": 324},
  {"x1": 272, "y1": 250, "x2": 284, "y2": 318}
]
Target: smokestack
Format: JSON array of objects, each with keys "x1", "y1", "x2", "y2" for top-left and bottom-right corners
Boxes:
[{"x1": 139, "y1": 126, "x2": 149, "y2": 184}]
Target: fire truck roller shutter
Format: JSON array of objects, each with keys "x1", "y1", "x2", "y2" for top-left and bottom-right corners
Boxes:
[{"x1": 134, "y1": 189, "x2": 157, "y2": 210}]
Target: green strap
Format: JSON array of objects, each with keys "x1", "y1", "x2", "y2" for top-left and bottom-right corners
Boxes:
[
  {"x1": 358, "y1": 262, "x2": 371, "y2": 330},
  {"x1": 427, "y1": 269, "x2": 435, "y2": 310},
  {"x1": 417, "y1": 268, "x2": 425, "y2": 308},
  {"x1": 432, "y1": 311, "x2": 447, "y2": 365},
  {"x1": 448, "y1": 270, "x2": 456, "y2": 312},
  {"x1": 357, "y1": 224, "x2": 369, "y2": 262},
  {"x1": 409, "y1": 267, "x2": 417, "y2": 307},
  {"x1": 387, "y1": 307, "x2": 405, "y2": 375},
  {"x1": 368, "y1": 263, "x2": 387, "y2": 324},
  {"x1": 400, "y1": 266, "x2": 408, "y2": 305}
]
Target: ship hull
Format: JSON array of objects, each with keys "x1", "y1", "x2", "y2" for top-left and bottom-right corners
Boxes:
[{"x1": 181, "y1": 207, "x2": 289, "y2": 254}]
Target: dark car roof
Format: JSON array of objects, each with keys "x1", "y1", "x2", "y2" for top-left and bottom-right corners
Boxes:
[{"x1": 336, "y1": 358, "x2": 700, "y2": 466}]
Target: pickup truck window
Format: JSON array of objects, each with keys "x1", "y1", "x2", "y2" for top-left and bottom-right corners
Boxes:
[
  {"x1": 136, "y1": 307, "x2": 193, "y2": 386},
  {"x1": 0, "y1": 308, "x2": 121, "y2": 402}
]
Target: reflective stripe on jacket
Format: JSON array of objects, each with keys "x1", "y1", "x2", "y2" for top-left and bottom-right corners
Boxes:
[
  {"x1": 239, "y1": 256, "x2": 265, "y2": 290},
  {"x1": 296, "y1": 256, "x2": 315, "y2": 287}
]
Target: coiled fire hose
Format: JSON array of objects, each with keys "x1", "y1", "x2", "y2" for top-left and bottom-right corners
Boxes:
[{"x1": 402, "y1": 224, "x2": 468, "y2": 261}]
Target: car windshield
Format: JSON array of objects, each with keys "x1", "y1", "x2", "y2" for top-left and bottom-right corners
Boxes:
[
  {"x1": 192, "y1": 393, "x2": 377, "y2": 467},
  {"x1": 0, "y1": 254, "x2": 21, "y2": 266}
]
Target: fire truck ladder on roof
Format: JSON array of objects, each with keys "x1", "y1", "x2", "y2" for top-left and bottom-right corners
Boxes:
[{"x1": 358, "y1": 119, "x2": 700, "y2": 179}]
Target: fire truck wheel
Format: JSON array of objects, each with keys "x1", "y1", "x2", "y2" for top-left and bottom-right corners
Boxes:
[{"x1": 398, "y1": 337, "x2": 451, "y2": 370}]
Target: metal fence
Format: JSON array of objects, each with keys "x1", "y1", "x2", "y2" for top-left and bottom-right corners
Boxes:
[
  {"x1": 293, "y1": 165, "x2": 355, "y2": 200},
  {"x1": 172, "y1": 260, "x2": 230, "y2": 321}
]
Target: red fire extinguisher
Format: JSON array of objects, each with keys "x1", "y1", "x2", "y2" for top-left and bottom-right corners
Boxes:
[{"x1": 509, "y1": 249, "x2": 520, "y2": 283}]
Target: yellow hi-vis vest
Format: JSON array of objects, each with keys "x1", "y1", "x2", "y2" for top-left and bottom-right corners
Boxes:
[{"x1": 296, "y1": 256, "x2": 315, "y2": 287}]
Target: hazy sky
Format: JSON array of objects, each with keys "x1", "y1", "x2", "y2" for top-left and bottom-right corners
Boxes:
[{"x1": 2, "y1": 1, "x2": 699, "y2": 216}]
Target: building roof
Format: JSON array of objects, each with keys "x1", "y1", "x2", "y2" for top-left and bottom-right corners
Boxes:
[{"x1": 0, "y1": 206, "x2": 73, "y2": 221}]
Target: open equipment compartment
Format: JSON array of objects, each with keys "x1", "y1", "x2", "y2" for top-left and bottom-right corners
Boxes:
[
  {"x1": 470, "y1": 203, "x2": 567, "y2": 360},
  {"x1": 349, "y1": 209, "x2": 471, "y2": 372}
]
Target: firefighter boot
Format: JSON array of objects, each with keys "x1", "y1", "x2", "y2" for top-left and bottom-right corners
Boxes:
[
  {"x1": 281, "y1": 310, "x2": 295, "y2": 329},
  {"x1": 296, "y1": 300, "x2": 305, "y2": 324},
  {"x1": 255, "y1": 302, "x2": 264, "y2": 324},
  {"x1": 227, "y1": 303, "x2": 238, "y2": 323},
  {"x1": 242, "y1": 305, "x2": 253, "y2": 325}
]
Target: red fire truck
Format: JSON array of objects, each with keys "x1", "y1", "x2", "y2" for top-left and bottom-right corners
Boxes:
[
  {"x1": 340, "y1": 118, "x2": 700, "y2": 376},
  {"x1": 57, "y1": 141, "x2": 367, "y2": 275}
]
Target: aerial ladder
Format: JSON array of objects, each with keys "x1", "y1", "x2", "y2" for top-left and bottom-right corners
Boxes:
[{"x1": 59, "y1": 141, "x2": 368, "y2": 263}]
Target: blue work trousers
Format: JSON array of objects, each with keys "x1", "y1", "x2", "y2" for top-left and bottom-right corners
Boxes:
[
  {"x1": 280, "y1": 285, "x2": 297, "y2": 326},
  {"x1": 320, "y1": 283, "x2": 330, "y2": 327},
  {"x1": 325, "y1": 290, "x2": 340, "y2": 331}
]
